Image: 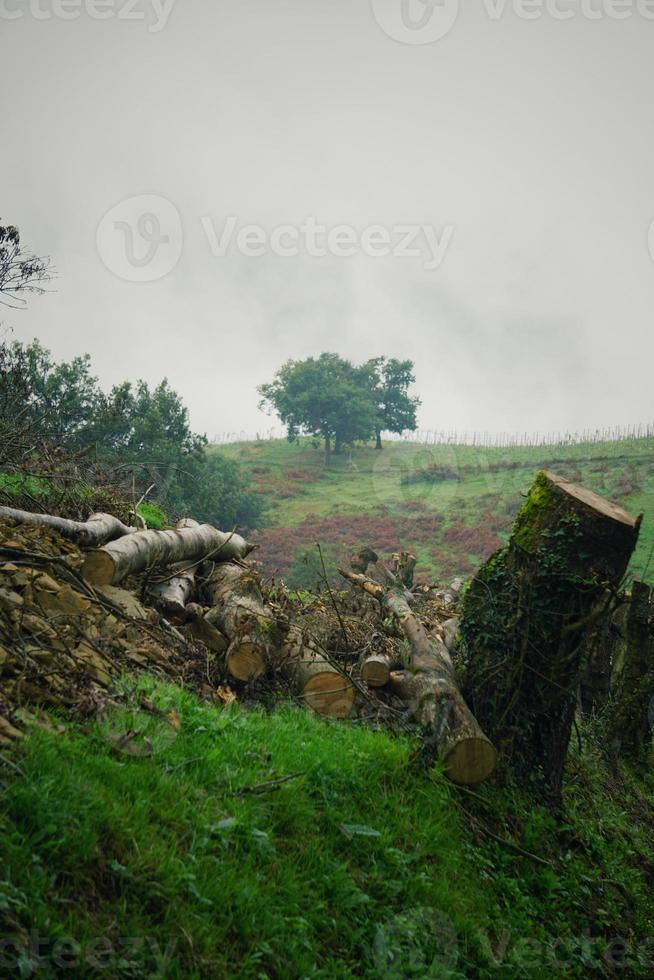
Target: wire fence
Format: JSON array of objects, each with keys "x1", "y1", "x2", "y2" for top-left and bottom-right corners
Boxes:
[{"x1": 210, "y1": 423, "x2": 654, "y2": 450}]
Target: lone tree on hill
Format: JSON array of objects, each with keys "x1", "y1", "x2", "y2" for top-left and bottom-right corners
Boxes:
[
  {"x1": 258, "y1": 353, "x2": 379, "y2": 462},
  {"x1": 359, "y1": 356, "x2": 420, "y2": 450}
]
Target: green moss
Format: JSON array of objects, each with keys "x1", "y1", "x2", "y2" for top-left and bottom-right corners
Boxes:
[{"x1": 511, "y1": 470, "x2": 558, "y2": 552}]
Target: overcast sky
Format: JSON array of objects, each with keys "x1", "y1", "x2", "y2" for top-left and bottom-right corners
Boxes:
[{"x1": 2, "y1": 0, "x2": 654, "y2": 440}]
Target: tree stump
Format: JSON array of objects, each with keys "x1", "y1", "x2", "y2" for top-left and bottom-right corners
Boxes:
[
  {"x1": 603, "y1": 580, "x2": 653, "y2": 762},
  {"x1": 579, "y1": 603, "x2": 621, "y2": 717},
  {"x1": 459, "y1": 470, "x2": 641, "y2": 804}
]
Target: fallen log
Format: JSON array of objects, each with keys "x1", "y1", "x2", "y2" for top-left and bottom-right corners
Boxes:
[
  {"x1": 340, "y1": 567, "x2": 496, "y2": 784},
  {"x1": 148, "y1": 519, "x2": 199, "y2": 623},
  {"x1": 148, "y1": 564, "x2": 196, "y2": 623},
  {"x1": 203, "y1": 563, "x2": 280, "y2": 681},
  {"x1": 459, "y1": 470, "x2": 641, "y2": 804},
  {"x1": 360, "y1": 651, "x2": 400, "y2": 688},
  {"x1": 0, "y1": 506, "x2": 134, "y2": 547},
  {"x1": 282, "y1": 625, "x2": 355, "y2": 718},
  {"x1": 82, "y1": 524, "x2": 253, "y2": 586}
]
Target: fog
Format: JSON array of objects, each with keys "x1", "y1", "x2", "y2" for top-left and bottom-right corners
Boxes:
[{"x1": 2, "y1": 0, "x2": 653, "y2": 439}]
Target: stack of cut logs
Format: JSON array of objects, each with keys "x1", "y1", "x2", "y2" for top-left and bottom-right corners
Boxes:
[
  {"x1": 340, "y1": 549, "x2": 496, "y2": 786},
  {"x1": 0, "y1": 504, "x2": 496, "y2": 784}
]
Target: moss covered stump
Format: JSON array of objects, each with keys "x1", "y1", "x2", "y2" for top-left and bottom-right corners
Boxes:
[{"x1": 459, "y1": 470, "x2": 641, "y2": 804}]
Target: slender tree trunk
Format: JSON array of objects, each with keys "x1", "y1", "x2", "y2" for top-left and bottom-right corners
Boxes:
[
  {"x1": 334, "y1": 434, "x2": 342, "y2": 455},
  {"x1": 375, "y1": 428, "x2": 383, "y2": 450},
  {"x1": 459, "y1": 470, "x2": 641, "y2": 805},
  {"x1": 183, "y1": 602, "x2": 228, "y2": 654},
  {"x1": 324, "y1": 432, "x2": 331, "y2": 464}
]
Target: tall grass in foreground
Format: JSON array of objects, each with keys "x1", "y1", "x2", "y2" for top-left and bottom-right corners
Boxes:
[{"x1": 0, "y1": 677, "x2": 653, "y2": 978}]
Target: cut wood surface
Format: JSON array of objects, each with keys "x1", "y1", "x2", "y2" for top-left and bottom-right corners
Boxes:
[
  {"x1": 204, "y1": 563, "x2": 279, "y2": 681},
  {"x1": 360, "y1": 651, "x2": 400, "y2": 688},
  {"x1": 0, "y1": 506, "x2": 134, "y2": 547},
  {"x1": 82, "y1": 524, "x2": 252, "y2": 586},
  {"x1": 282, "y1": 625, "x2": 355, "y2": 718},
  {"x1": 340, "y1": 566, "x2": 496, "y2": 784}
]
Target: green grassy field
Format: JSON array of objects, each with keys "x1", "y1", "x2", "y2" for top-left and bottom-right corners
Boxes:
[
  {"x1": 215, "y1": 437, "x2": 654, "y2": 587},
  {"x1": 2, "y1": 676, "x2": 653, "y2": 978}
]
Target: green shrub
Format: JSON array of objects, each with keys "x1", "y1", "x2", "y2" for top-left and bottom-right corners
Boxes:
[{"x1": 135, "y1": 501, "x2": 169, "y2": 529}]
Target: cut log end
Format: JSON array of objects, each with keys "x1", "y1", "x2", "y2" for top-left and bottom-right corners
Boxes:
[
  {"x1": 303, "y1": 672, "x2": 355, "y2": 718},
  {"x1": 443, "y1": 737, "x2": 497, "y2": 785},
  {"x1": 361, "y1": 654, "x2": 393, "y2": 688},
  {"x1": 543, "y1": 470, "x2": 639, "y2": 528},
  {"x1": 226, "y1": 640, "x2": 266, "y2": 682},
  {"x1": 81, "y1": 551, "x2": 116, "y2": 586}
]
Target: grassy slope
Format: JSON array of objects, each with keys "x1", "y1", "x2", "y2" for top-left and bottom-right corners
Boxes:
[
  {"x1": 1, "y1": 677, "x2": 653, "y2": 978},
  {"x1": 215, "y1": 437, "x2": 654, "y2": 586}
]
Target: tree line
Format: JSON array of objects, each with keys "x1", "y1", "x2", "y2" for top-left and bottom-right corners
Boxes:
[
  {"x1": 258, "y1": 353, "x2": 420, "y2": 461},
  {"x1": 0, "y1": 339, "x2": 263, "y2": 530}
]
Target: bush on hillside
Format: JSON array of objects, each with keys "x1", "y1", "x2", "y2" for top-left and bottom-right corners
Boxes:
[{"x1": 0, "y1": 340, "x2": 263, "y2": 531}]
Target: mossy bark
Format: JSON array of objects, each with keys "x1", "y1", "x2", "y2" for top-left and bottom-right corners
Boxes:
[
  {"x1": 459, "y1": 470, "x2": 641, "y2": 805},
  {"x1": 603, "y1": 580, "x2": 653, "y2": 762},
  {"x1": 579, "y1": 604, "x2": 621, "y2": 717}
]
